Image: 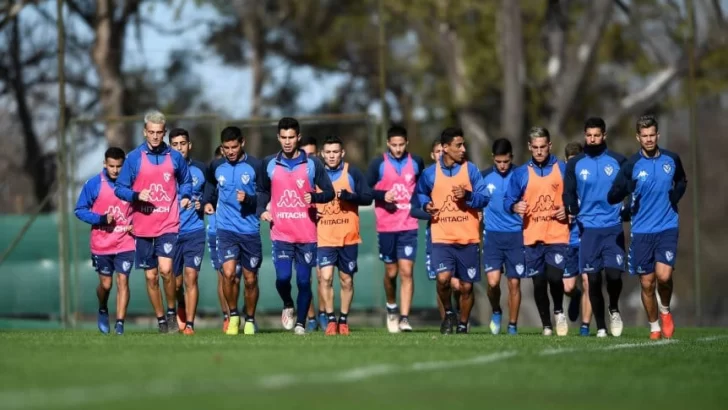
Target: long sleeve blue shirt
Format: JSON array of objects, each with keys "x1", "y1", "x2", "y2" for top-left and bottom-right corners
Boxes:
[
  {"x1": 256, "y1": 150, "x2": 335, "y2": 216},
  {"x1": 203, "y1": 153, "x2": 263, "y2": 235},
  {"x1": 179, "y1": 159, "x2": 207, "y2": 235},
  {"x1": 563, "y1": 144, "x2": 626, "y2": 229},
  {"x1": 366, "y1": 152, "x2": 425, "y2": 201},
  {"x1": 607, "y1": 148, "x2": 687, "y2": 234},
  {"x1": 325, "y1": 162, "x2": 373, "y2": 206},
  {"x1": 504, "y1": 155, "x2": 566, "y2": 214},
  {"x1": 114, "y1": 142, "x2": 192, "y2": 203},
  {"x1": 415, "y1": 158, "x2": 489, "y2": 211},
  {"x1": 74, "y1": 170, "x2": 116, "y2": 226},
  {"x1": 481, "y1": 165, "x2": 522, "y2": 233}
]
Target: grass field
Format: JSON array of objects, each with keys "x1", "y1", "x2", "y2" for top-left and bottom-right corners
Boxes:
[{"x1": 1, "y1": 327, "x2": 727, "y2": 410}]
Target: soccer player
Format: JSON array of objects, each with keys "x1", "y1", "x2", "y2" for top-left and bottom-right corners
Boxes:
[
  {"x1": 562, "y1": 141, "x2": 593, "y2": 336},
  {"x1": 481, "y1": 138, "x2": 525, "y2": 335},
  {"x1": 504, "y1": 127, "x2": 569, "y2": 336},
  {"x1": 168, "y1": 128, "x2": 207, "y2": 335},
  {"x1": 564, "y1": 118, "x2": 630, "y2": 338},
  {"x1": 203, "y1": 126, "x2": 264, "y2": 335},
  {"x1": 115, "y1": 110, "x2": 192, "y2": 333},
  {"x1": 74, "y1": 147, "x2": 134, "y2": 335},
  {"x1": 608, "y1": 115, "x2": 686, "y2": 339},
  {"x1": 367, "y1": 125, "x2": 425, "y2": 333},
  {"x1": 416, "y1": 127, "x2": 488, "y2": 334},
  {"x1": 258, "y1": 117, "x2": 334, "y2": 335},
  {"x1": 316, "y1": 135, "x2": 373, "y2": 335},
  {"x1": 300, "y1": 136, "x2": 326, "y2": 332}
]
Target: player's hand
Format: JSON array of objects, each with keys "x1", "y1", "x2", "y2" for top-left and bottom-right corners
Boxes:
[
  {"x1": 568, "y1": 214, "x2": 575, "y2": 224},
  {"x1": 194, "y1": 200, "x2": 201, "y2": 210},
  {"x1": 127, "y1": 225, "x2": 134, "y2": 234},
  {"x1": 180, "y1": 198, "x2": 191, "y2": 209},
  {"x1": 138, "y1": 189, "x2": 150, "y2": 202},
  {"x1": 452, "y1": 185, "x2": 466, "y2": 200},
  {"x1": 513, "y1": 200, "x2": 528, "y2": 215},
  {"x1": 260, "y1": 211, "x2": 273, "y2": 222},
  {"x1": 425, "y1": 202, "x2": 438, "y2": 215},
  {"x1": 384, "y1": 190, "x2": 396, "y2": 203},
  {"x1": 204, "y1": 203, "x2": 215, "y2": 214},
  {"x1": 106, "y1": 213, "x2": 114, "y2": 224},
  {"x1": 236, "y1": 190, "x2": 246, "y2": 203},
  {"x1": 553, "y1": 205, "x2": 567, "y2": 221},
  {"x1": 304, "y1": 192, "x2": 312, "y2": 204}
]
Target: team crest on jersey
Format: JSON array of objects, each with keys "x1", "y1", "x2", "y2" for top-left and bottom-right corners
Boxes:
[
  {"x1": 296, "y1": 179, "x2": 305, "y2": 189},
  {"x1": 192, "y1": 176, "x2": 199, "y2": 186},
  {"x1": 404, "y1": 174, "x2": 413, "y2": 183},
  {"x1": 665, "y1": 251, "x2": 674, "y2": 262},
  {"x1": 467, "y1": 267, "x2": 476, "y2": 279},
  {"x1": 250, "y1": 257, "x2": 259, "y2": 267},
  {"x1": 163, "y1": 172, "x2": 171, "y2": 182},
  {"x1": 554, "y1": 253, "x2": 564, "y2": 265},
  {"x1": 604, "y1": 164, "x2": 614, "y2": 176},
  {"x1": 487, "y1": 183, "x2": 496, "y2": 195},
  {"x1": 122, "y1": 261, "x2": 131, "y2": 272},
  {"x1": 241, "y1": 173, "x2": 250, "y2": 184},
  {"x1": 194, "y1": 256, "x2": 201, "y2": 266},
  {"x1": 663, "y1": 163, "x2": 672, "y2": 174},
  {"x1": 515, "y1": 264, "x2": 524, "y2": 275},
  {"x1": 348, "y1": 261, "x2": 356, "y2": 272},
  {"x1": 404, "y1": 246, "x2": 413, "y2": 257},
  {"x1": 163, "y1": 243, "x2": 173, "y2": 254},
  {"x1": 217, "y1": 175, "x2": 226, "y2": 186},
  {"x1": 579, "y1": 169, "x2": 590, "y2": 181}
]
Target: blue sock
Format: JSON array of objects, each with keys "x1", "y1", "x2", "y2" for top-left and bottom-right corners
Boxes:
[
  {"x1": 274, "y1": 258, "x2": 295, "y2": 307},
  {"x1": 295, "y1": 262, "x2": 312, "y2": 325}
]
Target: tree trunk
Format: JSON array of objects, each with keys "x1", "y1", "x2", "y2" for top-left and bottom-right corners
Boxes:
[
  {"x1": 235, "y1": 0, "x2": 265, "y2": 156},
  {"x1": 499, "y1": 0, "x2": 525, "y2": 162}
]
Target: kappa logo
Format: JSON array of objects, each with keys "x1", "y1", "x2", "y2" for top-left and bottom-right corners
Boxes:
[
  {"x1": 217, "y1": 175, "x2": 226, "y2": 186},
  {"x1": 637, "y1": 170, "x2": 649, "y2": 181},
  {"x1": 296, "y1": 179, "x2": 305, "y2": 189},
  {"x1": 604, "y1": 164, "x2": 614, "y2": 177},
  {"x1": 404, "y1": 173, "x2": 414, "y2": 183},
  {"x1": 163, "y1": 172, "x2": 171, "y2": 182},
  {"x1": 663, "y1": 163, "x2": 672, "y2": 174},
  {"x1": 250, "y1": 256, "x2": 259, "y2": 267},
  {"x1": 554, "y1": 253, "x2": 564, "y2": 265},
  {"x1": 146, "y1": 184, "x2": 172, "y2": 202},
  {"x1": 276, "y1": 189, "x2": 306, "y2": 208},
  {"x1": 163, "y1": 243, "x2": 173, "y2": 254},
  {"x1": 122, "y1": 261, "x2": 131, "y2": 272},
  {"x1": 105, "y1": 205, "x2": 129, "y2": 224},
  {"x1": 467, "y1": 267, "x2": 476, "y2": 279},
  {"x1": 391, "y1": 183, "x2": 412, "y2": 201},
  {"x1": 579, "y1": 169, "x2": 590, "y2": 181},
  {"x1": 665, "y1": 251, "x2": 674, "y2": 262},
  {"x1": 486, "y1": 183, "x2": 496, "y2": 195},
  {"x1": 515, "y1": 264, "x2": 524, "y2": 275},
  {"x1": 241, "y1": 173, "x2": 250, "y2": 184},
  {"x1": 194, "y1": 256, "x2": 201, "y2": 266},
  {"x1": 404, "y1": 246, "x2": 413, "y2": 257}
]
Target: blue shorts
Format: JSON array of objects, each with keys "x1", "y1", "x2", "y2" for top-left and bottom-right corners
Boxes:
[
  {"x1": 207, "y1": 232, "x2": 222, "y2": 271},
  {"x1": 378, "y1": 229, "x2": 418, "y2": 263},
  {"x1": 317, "y1": 245, "x2": 358, "y2": 275},
  {"x1": 629, "y1": 228, "x2": 678, "y2": 276},
  {"x1": 524, "y1": 243, "x2": 568, "y2": 277},
  {"x1": 483, "y1": 231, "x2": 526, "y2": 278},
  {"x1": 563, "y1": 246, "x2": 580, "y2": 278},
  {"x1": 135, "y1": 233, "x2": 178, "y2": 269},
  {"x1": 580, "y1": 225, "x2": 626, "y2": 274},
  {"x1": 272, "y1": 241, "x2": 317, "y2": 268},
  {"x1": 92, "y1": 251, "x2": 135, "y2": 276},
  {"x1": 173, "y1": 229, "x2": 206, "y2": 276},
  {"x1": 217, "y1": 229, "x2": 263, "y2": 274},
  {"x1": 431, "y1": 243, "x2": 481, "y2": 283}
]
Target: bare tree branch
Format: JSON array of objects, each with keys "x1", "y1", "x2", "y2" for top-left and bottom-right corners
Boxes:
[{"x1": 65, "y1": 0, "x2": 94, "y2": 27}]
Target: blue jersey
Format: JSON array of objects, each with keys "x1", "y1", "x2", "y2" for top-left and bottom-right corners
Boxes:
[
  {"x1": 504, "y1": 155, "x2": 566, "y2": 214},
  {"x1": 608, "y1": 149, "x2": 687, "y2": 234},
  {"x1": 366, "y1": 152, "x2": 426, "y2": 201},
  {"x1": 415, "y1": 158, "x2": 490, "y2": 211},
  {"x1": 179, "y1": 160, "x2": 206, "y2": 234},
  {"x1": 564, "y1": 145, "x2": 626, "y2": 229},
  {"x1": 74, "y1": 170, "x2": 116, "y2": 225},
  {"x1": 203, "y1": 153, "x2": 263, "y2": 235},
  {"x1": 568, "y1": 220, "x2": 580, "y2": 247},
  {"x1": 114, "y1": 142, "x2": 191, "y2": 203},
  {"x1": 206, "y1": 213, "x2": 216, "y2": 237},
  {"x1": 481, "y1": 165, "x2": 522, "y2": 233}
]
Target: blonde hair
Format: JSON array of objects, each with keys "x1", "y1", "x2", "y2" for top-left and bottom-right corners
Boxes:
[{"x1": 143, "y1": 110, "x2": 166, "y2": 126}]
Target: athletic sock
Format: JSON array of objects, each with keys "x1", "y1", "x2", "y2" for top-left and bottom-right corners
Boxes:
[
  {"x1": 386, "y1": 303, "x2": 397, "y2": 314},
  {"x1": 327, "y1": 312, "x2": 336, "y2": 323},
  {"x1": 399, "y1": 315, "x2": 408, "y2": 321},
  {"x1": 650, "y1": 320, "x2": 661, "y2": 332},
  {"x1": 229, "y1": 308, "x2": 239, "y2": 317},
  {"x1": 157, "y1": 316, "x2": 166, "y2": 324},
  {"x1": 185, "y1": 321, "x2": 194, "y2": 329},
  {"x1": 245, "y1": 315, "x2": 255, "y2": 322},
  {"x1": 223, "y1": 312, "x2": 229, "y2": 320},
  {"x1": 658, "y1": 302, "x2": 670, "y2": 314},
  {"x1": 166, "y1": 307, "x2": 176, "y2": 316},
  {"x1": 338, "y1": 313, "x2": 348, "y2": 324},
  {"x1": 115, "y1": 319, "x2": 124, "y2": 325},
  {"x1": 492, "y1": 307, "x2": 502, "y2": 315},
  {"x1": 99, "y1": 308, "x2": 108, "y2": 315}
]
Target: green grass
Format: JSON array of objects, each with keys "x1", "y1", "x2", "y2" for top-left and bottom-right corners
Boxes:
[{"x1": 1, "y1": 327, "x2": 727, "y2": 410}]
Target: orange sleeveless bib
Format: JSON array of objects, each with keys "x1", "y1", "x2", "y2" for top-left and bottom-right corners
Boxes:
[
  {"x1": 430, "y1": 162, "x2": 480, "y2": 245},
  {"x1": 316, "y1": 163, "x2": 361, "y2": 247},
  {"x1": 522, "y1": 164, "x2": 569, "y2": 245}
]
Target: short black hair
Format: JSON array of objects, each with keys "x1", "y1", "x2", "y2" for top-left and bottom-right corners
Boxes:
[
  {"x1": 278, "y1": 117, "x2": 300, "y2": 134},
  {"x1": 528, "y1": 127, "x2": 551, "y2": 143},
  {"x1": 220, "y1": 126, "x2": 243, "y2": 143},
  {"x1": 584, "y1": 117, "x2": 606, "y2": 133},
  {"x1": 213, "y1": 145, "x2": 223, "y2": 157},
  {"x1": 168, "y1": 128, "x2": 189, "y2": 142},
  {"x1": 431, "y1": 138, "x2": 441, "y2": 152},
  {"x1": 565, "y1": 142, "x2": 583, "y2": 158},
  {"x1": 636, "y1": 115, "x2": 658, "y2": 133},
  {"x1": 440, "y1": 127, "x2": 464, "y2": 146},
  {"x1": 105, "y1": 147, "x2": 125, "y2": 161},
  {"x1": 492, "y1": 138, "x2": 512, "y2": 156},
  {"x1": 387, "y1": 125, "x2": 408, "y2": 140},
  {"x1": 322, "y1": 135, "x2": 343, "y2": 149},
  {"x1": 299, "y1": 135, "x2": 317, "y2": 148}
]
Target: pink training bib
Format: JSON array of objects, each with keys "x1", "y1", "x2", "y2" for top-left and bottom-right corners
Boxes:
[
  {"x1": 90, "y1": 172, "x2": 135, "y2": 255},
  {"x1": 130, "y1": 151, "x2": 180, "y2": 237},
  {"x1": 374, "y1": 154, "x2": 419, "y2": 233},
  {"x1": 270, "y1": 161, "x2": 317, "y2": 243}
]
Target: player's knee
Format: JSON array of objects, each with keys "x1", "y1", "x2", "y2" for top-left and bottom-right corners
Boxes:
[
  {"x1": 184, "y1": 273, "x2": 198, "y2": 287},
  {"x1": 459, "y1": 282, "x2": 473, "y2": 295},
  {"x1": 656, "y1": 275, "x2": 672, "y2": 286},
  {"x1": 100, "y1": 278, "x2": 112, "y2": 291},
  {"x1": 115, "y1": 274, "x2": 128, "y2": 287},
  {"x1": 243, "y1": 275, "x2": 257, "y2": 289},
  {"x1": 605, "y1": 268, "x2": 622, "y2": 282},
  {"x1": 563, "y1": 280, "x2": 576, "y2": 294},
  {"x1": 436, "y1": 274, "x2": 451, "y2": 287},
  {"x1": 640, "y1": 275, "x2": 656, "y2": 292},
  {"x1": 486, "y1": 272, "x2": 500, "y2": 289},
  {"x1": 545, "y1": 265, "x2": 563, "y2": 282},
  {"x1": 339, "y1": 276, "x2": 353, "y2": 291}
]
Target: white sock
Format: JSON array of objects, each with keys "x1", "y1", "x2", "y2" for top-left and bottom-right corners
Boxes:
[
  {"x1": 658, "y1": 302, "x2": 670, "y2": 314},
  {"x1": 386, "y1": 303, "x2": 398, "y2": 310},
  {"x1": 650, "y1": 320, "x2": 661, "y2": 332}
]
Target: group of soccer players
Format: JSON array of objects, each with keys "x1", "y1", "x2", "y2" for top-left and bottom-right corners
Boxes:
[{"x1": 75, "y1": 110, "x2": 686, "y2": 340}]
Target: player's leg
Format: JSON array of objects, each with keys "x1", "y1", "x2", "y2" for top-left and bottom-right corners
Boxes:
[
  {"x1": 484, "y1": 240, "x2": 505, "y2": 335},
  {"x1": 217, "y1": 271, "x2": 229, "y2": 331},
  {"x1": 426, "y1": 247, "x2": 444, "y2": 319},
  {"x1": 564, "y1": 247, "x2": 582, "y2": 324},
  {"x1": 93, "y1": 255, "x2": 113, "y2": 334},
  {"x1": 155, "y1": 234, "x2": 178, "y2": 332},
  {"x1": 136, "y1": 237, "x2": 167, "y2": 332},
  {"x1": 378, "y1": 232, "x2": 400, "y2": 333},
  {"x1": 336, "y1": 245, "x2": 358, "y2": 336},
  {"x1": 503, "y1": 240, "x2": 525, "y2": 335},
  {"x1": 172, "y1": 235, "x2": 186, "y2": 332},
  {"x1": 395, "y1": 230, "x2": 418, "y2": 331},
  {"x1": 317, "y1": 247, "x2": 338, "y2": 335},
  {"x1": 181, "y1": 232, "x2": 205, "y2": 334},
  {"x1": 630, "y1": 232, "x2": 661, "y2": 338},
  {"x1": 112, "y1": 252, "x2": 133, "y2": 335},
  {"x1": 600, "y1": 227, "x2": 626, "y2": 337},
  {"x1": 432, "y1": 244, "x2": 457, "y2": 334},
  {"x1": 217, "y1": 230, "x2": 243, "y2": 334},
  {"x1": 238, "y1": 233, "x2": 262, "y2": 335},
  {"x1": 451, "y1": 277, "x2": 461, "y2": 313},
  {"x1": 455, "y1": 244, "x2": 480, "y2": 334},
  {"x1": 316, "y1": 267, "x2": 328, "y2": 330},
  {"x1": 545, "y1": 245, "x2": 567, "y2": 336},
  {"x1": 654, "y1": 228, "x2": 678, "y2": 338},
  {"x1": 579, "y1": 274, "x2": 592, "y2": 336},
  {"x1": 526, "y1": 244, "x2": 551, "y2": 334},
  {"x1": 272, "y1": 241, "x2": 296, "y2": 330},
  {"x1": 292, "y1": 244, "x2": 316, "y2": 335}
]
